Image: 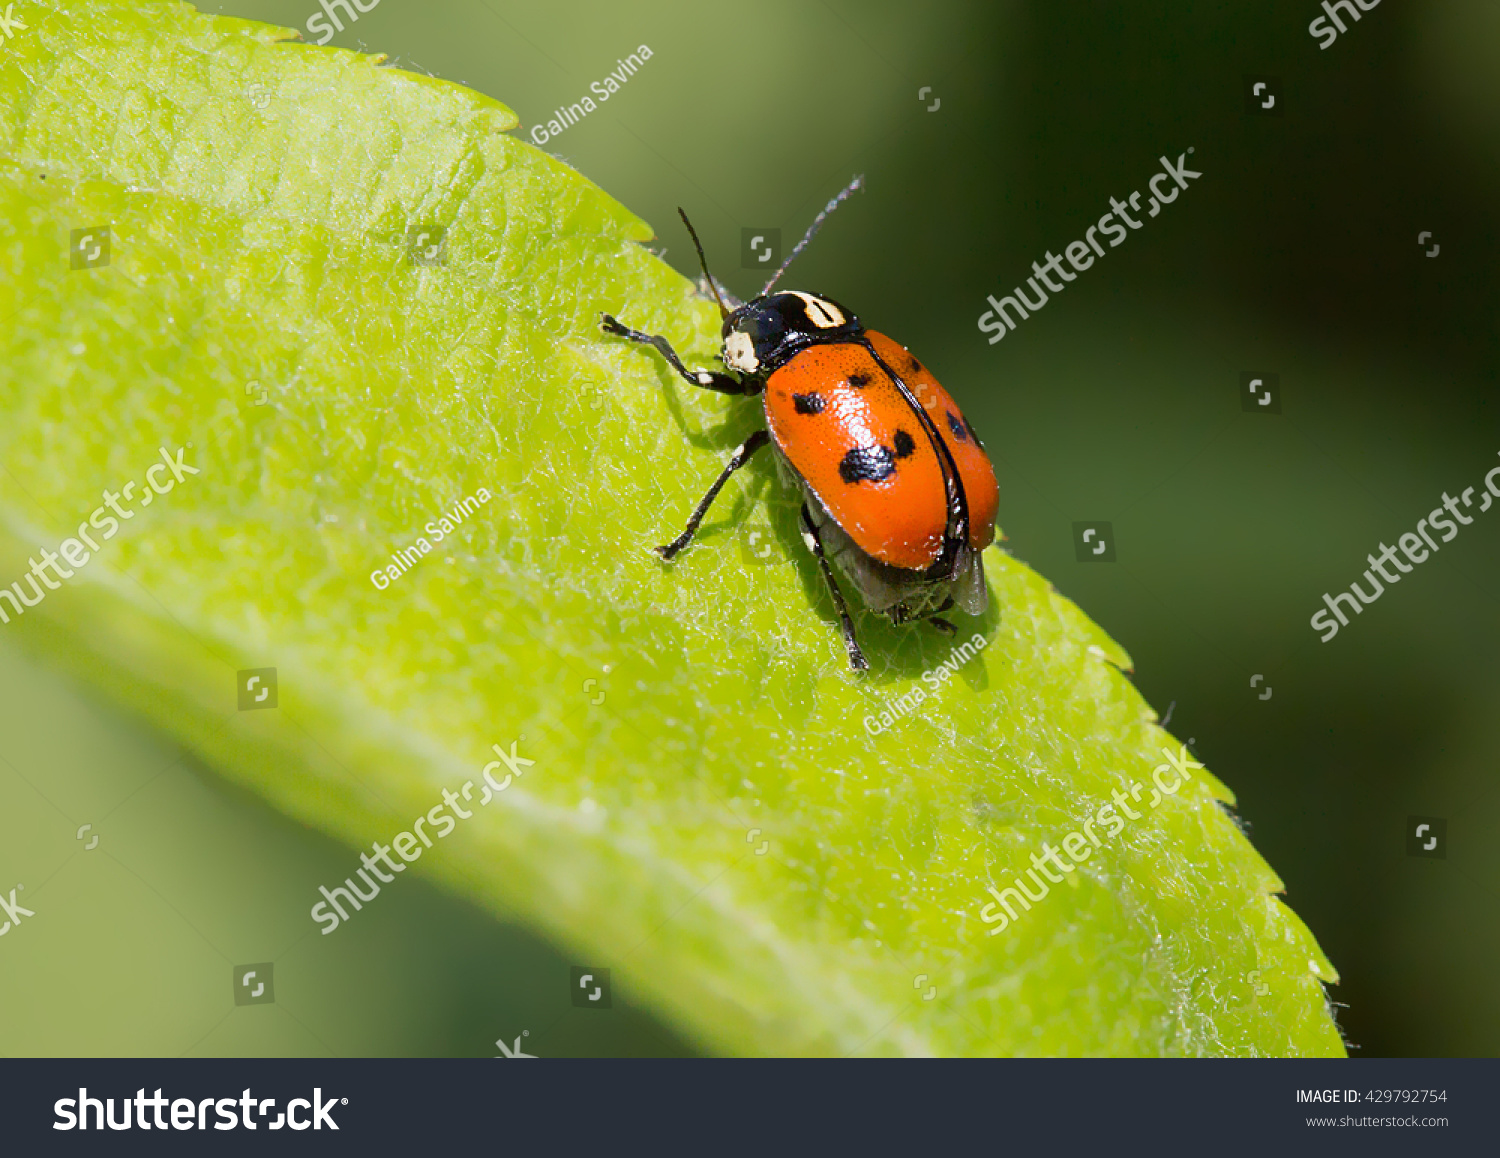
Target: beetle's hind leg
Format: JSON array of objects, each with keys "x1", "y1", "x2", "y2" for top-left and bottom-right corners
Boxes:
[
  {"x1": 799, "y1": 504, "x2": 869, "y2": 672},
  {"x1": 599, "y1": 315, "x2": 751, "y2": 395}
]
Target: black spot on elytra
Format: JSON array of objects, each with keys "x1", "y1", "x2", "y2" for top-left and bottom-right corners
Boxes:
[
  {"x1": 793, "y1": 392, "x2": 825, "y2": 415},
  {"x1": 893, "y1": 428, "x2": 916, "y2": 458},
  {"x1": 839, "y1": 444, "x2": 897, "y2": 485},
  {"x1": 847, "y1": 372, "x2": 871, "y2": 388},
  {"x1": 946, "y1": 411, "x2": 967, "y2": 441},
  {"x1": 908, "y1": 354, "x2": 923, "y2": 373}
]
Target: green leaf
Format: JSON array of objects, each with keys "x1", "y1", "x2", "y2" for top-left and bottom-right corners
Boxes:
[{"x1": 0, "y1": 0, "x2": 1342, "y2": 1055}]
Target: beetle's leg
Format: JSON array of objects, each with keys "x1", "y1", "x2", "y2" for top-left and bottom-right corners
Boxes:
[
  {"x1": 657, "y1": 430, "x2": 771, "y2": 560},
  {"x1": 927, "y1": 596, "x2": 956, "y2": 634},
  {"x1": 799, "y1": 503, "x2": 869, "y2": 672},
  {"x1": 600, "y1": 315, "x2": 753, "y2": 395}
]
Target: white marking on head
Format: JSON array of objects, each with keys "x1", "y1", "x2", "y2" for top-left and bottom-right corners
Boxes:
[
  {"x1": 786, "y1": 291, "x2": 845, "y2": 329},
  {"x1": 696, "y1": 372, "x2": 714, "y2": 386},
  {"x1": 723, "y1": 331, "x2": 759, "y2": 373},
  {"x1": 801, "y1": 531, "x2": 818, "y2": 552}
]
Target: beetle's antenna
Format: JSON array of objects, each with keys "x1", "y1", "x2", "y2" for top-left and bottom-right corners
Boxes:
[
  {"x1": 761, "y1": 175, "x2": 865, "y2": 296},
  {"x1": 677, "y1": 208, "x2": 730, "y2": 320}
]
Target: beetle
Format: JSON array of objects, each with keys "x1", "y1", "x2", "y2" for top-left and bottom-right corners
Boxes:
[{"x1": 600, "y1": 177, "x2": 999, "y2": 671}]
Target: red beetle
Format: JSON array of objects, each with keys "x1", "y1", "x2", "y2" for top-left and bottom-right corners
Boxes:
[{"x1": 602, "y1": 178, "x2": 998, "y2": 670}]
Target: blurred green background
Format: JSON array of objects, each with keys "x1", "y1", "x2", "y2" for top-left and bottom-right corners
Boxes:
[{"x1": 2, "y1": 0, "x2": 1497, "y2": 1056}]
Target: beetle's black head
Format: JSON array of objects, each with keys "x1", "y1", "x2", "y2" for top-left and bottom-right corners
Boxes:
[{"x1": 720, "y1": 291, "x2": 861, "y2": 377}]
